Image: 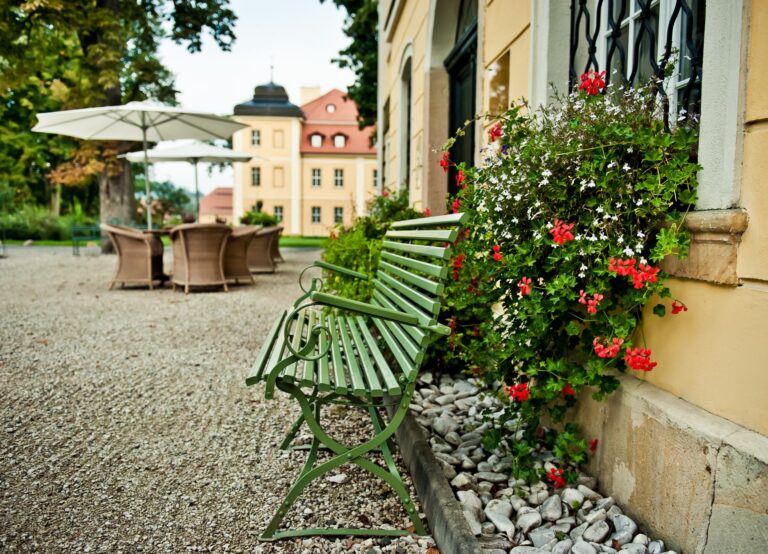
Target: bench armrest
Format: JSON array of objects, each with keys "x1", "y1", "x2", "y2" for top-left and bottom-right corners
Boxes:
[
  {"x1": 313, "y1": 261, "x2": 370, "y2": 281},
  {"x1": 309, "y1": 291, "x2": 452, "y2": 336}
]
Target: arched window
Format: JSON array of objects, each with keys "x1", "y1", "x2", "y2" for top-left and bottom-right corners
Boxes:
[
  {"x1": 310, "y1": 133, "x2": 323, "y2": 147},
  {"x1": 326, "y1": 104, "x2": 336, "y2": 113},
  {"x1": 399, "y1": 50, "x2": 413, "y2": 196},
  {"x1": 333, "y1": 134, "x2": 346, "y2": 148}
]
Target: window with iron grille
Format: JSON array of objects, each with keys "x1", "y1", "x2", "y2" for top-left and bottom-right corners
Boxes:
[
  {"x1": 334, "y1": 169, "x2": 344, "y2": 188},
  {"x1": 570, "y1": 0, "x2": 705, "y2": 125},
  {"x1": 334, "y1": 207, "x2": 343, "y2": 224},
  {"x1": 251, "y1": 167, "x2": 261, "y2": 186},
  {"x1": 311, "y1": 206, "x2": 321, "y2": 224},
  {"x1": 251, "y1": 130, "x2": 260, "y2": 146},
  {"x1": 274, "y1": 206, "x2": 283, "y2": 222},
  {"x1": 311, "y1": 168, "x2": 321, "y2": 187}
]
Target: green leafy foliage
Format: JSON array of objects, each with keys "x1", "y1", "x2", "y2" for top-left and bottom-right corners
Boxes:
[
  {"x1": 319, "y1": 0, "x2": 377, "y2": 128},
  {"x1": 240, "y1": 202, "x2": 278, "y2": 227},
  {"x1": 436, "y1": 82, "x2": 700, "y2": 481},
  {"x1": 322, "y1": 190, "x2": 421, "y2": 300}
]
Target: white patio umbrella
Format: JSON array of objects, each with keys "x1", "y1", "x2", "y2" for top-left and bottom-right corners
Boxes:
[
  {"x1": 125, "y1": 142, "x2": 253, "y2": 219},
  {"x1": 32, "y1": 102, "x2": 247, "y2": 229}
]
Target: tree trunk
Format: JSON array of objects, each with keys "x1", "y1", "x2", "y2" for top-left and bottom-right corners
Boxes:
[
  {"x1": 51, "y1": 183, "x2": 61, "y2": 216},
  {"x1": 99, "y1": 158, "x2": 134, "y2": 253}
]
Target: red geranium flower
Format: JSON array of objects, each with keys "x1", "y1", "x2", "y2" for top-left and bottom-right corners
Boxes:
[
  {"x1": 506, "y1": 382, "x2": 529, "y2": 402},
  {"x1": 382, "y1": 189, "x2": 390, "y2": 197},
  {"x1": 439, "y1": 151, "x2": 451, "y2": 172},
  {"x1": 624, "y1": 347, "x2": 657, "y2": 372},
  {"x1": 578, "y1": 290, "x2": 604, "y2": 314},
  {"x1": 489, "y1": 122, "x2": 503, "y2": 142},
  {"x1": 452, "y1": 198, "x2": 461, "y2": 213},
  {"x1": 547, "y1": 467, "x2": 566, "y2": 488},
  {"x1": 579, "y1": 70, "x2": 606, "y2": 96},
  {"x1": 671, "y1": 300, "x2": 688, "y2": 314},
  {"x1": 517, "y1": 277, "x2": 532, "y2": 296},
  {"x1": 423, "y1": 208, "x2": 431, "y2": 217},
  {"x1": 589, "y1": 439, "x2": 599, "y2": 452},
  {"x1": 593, "y1": 337, "x2": 624, "y2": 359},
  {"x1": 549, "y1": 219, "x2": 575, "y2": 245},
  {"x1": 562, "y1": 384, "x2": 576, "y2": 396},
  {"x1": 456, "y1": 170, "x2": 466, "y2": 189}
]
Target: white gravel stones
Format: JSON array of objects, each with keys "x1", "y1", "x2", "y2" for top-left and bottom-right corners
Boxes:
[
  {"x1": 516, "y1": 510, "x2": 543, "y2": 534},
  {"x1": 0, "y1": 248, "x2": 435, "y2": 553},
  {"x1": 541, "y1": 494, "x2": 563, "y2": 521},
  {"x1": 582, "y1": 520, "x2": 611, "y2": 542},
  {"x1": 413, "y1": 372, "x2": 674, "y2": 554},
  {"x1": 327, "y1": 473, "x2": 350, "y2": 484},
  {"x1": 485, "y1": 499, "x2": 515, "y2": 537}
]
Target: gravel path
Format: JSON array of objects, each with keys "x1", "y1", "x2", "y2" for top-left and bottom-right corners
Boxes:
[{"x1": 0, "y1": 247, "x2": 434, "y2": 553}]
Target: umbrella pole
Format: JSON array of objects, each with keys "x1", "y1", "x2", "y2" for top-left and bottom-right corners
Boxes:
[
  {"x1": 141, "y1": 118, "x2": 152, "y2": 231},
  {"x1": 193, "y1": 159, "x2": 200, "y2": 221}
]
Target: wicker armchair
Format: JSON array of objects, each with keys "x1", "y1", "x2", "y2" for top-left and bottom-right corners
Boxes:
[
  {"x1": 170, "y1": 223, "x2": 231, "y2": 294},
  {"x1": 100, "y1": 224, "x2": 165, "y2": 290},
  {"x1": 267, "y1": 225, "x2": 285, "y2": 263},
  {"x1": 247, "y1": 226, "x2": 281, "y2": 274},
  {"x1": 224, "y1": 226, "x2": 259, "y2": 285}
]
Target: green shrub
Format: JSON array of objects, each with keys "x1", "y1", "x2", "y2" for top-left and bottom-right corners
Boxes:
[
  {"x1": 322, "y1": 190, "x2": 422, "y2": 301},
  {"x1": 240, "y1": 203, "x2": 278, "y2": 226},
  {"x1": 0, "y1": 203, "x2": 96, "y2": 241}
]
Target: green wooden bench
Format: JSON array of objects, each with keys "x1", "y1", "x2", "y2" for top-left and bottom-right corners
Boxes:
[
  {"x1": 71, "y1": 225, "x2": 101, "y2": 255},
  {"x1": 246, "y1": 212, "x2": 467, "y2": 541}
]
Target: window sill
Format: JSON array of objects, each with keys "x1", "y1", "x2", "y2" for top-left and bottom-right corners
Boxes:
[{"x1": 662, "y1": 209, "x2": 749, "y2": 286}]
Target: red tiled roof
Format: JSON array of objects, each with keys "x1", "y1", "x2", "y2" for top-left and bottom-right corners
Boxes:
[
  {"x1": 300, "y1": 89, "x2": 376, "y2": 155},
  {"x1": 199, "y1": 187, "x2": 232, "y2": 215}
]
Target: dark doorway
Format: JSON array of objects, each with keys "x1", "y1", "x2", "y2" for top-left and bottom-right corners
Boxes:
[{"x1": 444, "y1": 0, "x2": 477, "y2": 197}]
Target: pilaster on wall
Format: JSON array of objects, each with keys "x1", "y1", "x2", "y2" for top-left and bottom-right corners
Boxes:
[
  {"x1": 528, "y1": 0, "x2": 570, "y2": 109},
  {"x1": 289, "y1": 119, "x2": 302, "y2": 235}
]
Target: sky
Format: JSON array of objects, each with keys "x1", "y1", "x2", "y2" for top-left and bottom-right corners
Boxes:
[{"x1": 151, "y1": 0, "x2": 355, "y2": 197}]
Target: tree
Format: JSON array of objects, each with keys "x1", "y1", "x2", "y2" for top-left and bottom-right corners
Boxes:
[
  {"x1": 320, "y1": 0, "x2": 378, "y2": 128},
  {"x1": 0, "y1": 0, "x2": 237, "y2": 236}
]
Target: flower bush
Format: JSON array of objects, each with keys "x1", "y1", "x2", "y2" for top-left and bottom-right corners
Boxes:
[{"x1": 433, "y1": 80, "x2": 700, "y2": 482}]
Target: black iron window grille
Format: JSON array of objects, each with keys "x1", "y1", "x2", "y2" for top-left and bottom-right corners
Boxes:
[{"x1": 569, "y1": 0, "x2": 705, "y2": 128}]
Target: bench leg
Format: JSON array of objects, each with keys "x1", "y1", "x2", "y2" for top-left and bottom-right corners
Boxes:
[
  {"x1": 260, "y1": 382, "x2": 427, "y2": 541},
  {"x1": 279, "y1": 412, "x2": 306, "y2": 451}
]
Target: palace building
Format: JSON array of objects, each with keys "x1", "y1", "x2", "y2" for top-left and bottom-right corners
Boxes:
[{"x1": 231, "y1": 84, "x2": 377, "y2": 236}]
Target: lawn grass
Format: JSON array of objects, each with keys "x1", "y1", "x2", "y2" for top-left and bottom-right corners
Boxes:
[{"x1": 4, "y1": 235, "x2": 328, "y2": 248}]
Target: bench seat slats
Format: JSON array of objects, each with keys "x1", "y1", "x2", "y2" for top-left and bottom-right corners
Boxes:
[
  {"x1": 282, "y1": 310, "x2": 307, "y2": 383},
  {"x1": 356, "y1": 316, "x2": 401, "y2": 395},
  {"x1": 376, "y1": 271, "x2": 441, "y2": 315},
  {"x1": 299, "y1": 310, "x2": 317, "y2": 388},
  {"x1": 371, "y1": 290, "x2": 427, "y2": 345},
  {"x1": 328, "y1": 314, "x2": 348, "y2": 394},
  {"x1": 379, "y1": 260, "x2": 444, "y2": 295},
  {"x1": 380, "y1": 250, "x2": 448, "y2": 279},
  {"x1": 337, "y1": 316, "x2": 368, "y2": 397},
  {"x1": 390, "y1": 212, "x2": 467, "y2": 229},
  {"x1": 384, "y1": 229, "x2": 458, "y2": 242},
  {"x1": 246, "y1": 310, "x2": 287, "y2": 385},
  {"x1": 372, "y1": 317, "x2": 416, "y2": 378},
  {"x1": 316, "y1": 311, "x2": 332, "y2": 392},
  {"x1": 373, "y1": 279, "x2": 435, "y2": 327},
  {"x1": 346, "y1": 317, "x2": 384, "y2": 397},
  {"x1": 382, "y1": 240, "x2": 450, "y2": 260}
]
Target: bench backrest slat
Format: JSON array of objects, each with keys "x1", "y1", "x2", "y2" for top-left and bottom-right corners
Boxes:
[
  {"x1": 355, "y1": 315, "x2": 402, "y2": 395},
  {"x1": 380, "y1": 250, "x2": 448, "y2": 279}
]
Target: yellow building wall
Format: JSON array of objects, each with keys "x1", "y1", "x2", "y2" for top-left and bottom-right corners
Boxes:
[
  {"x1": 232, "y1": 115, "x2": 297, "y2": 232},
  {"x1": 636, "y1": 1, "x2": 768, "y2": 435},
  {"x1": 300, "y1": 155, "x2": 377, "y2": 236}
]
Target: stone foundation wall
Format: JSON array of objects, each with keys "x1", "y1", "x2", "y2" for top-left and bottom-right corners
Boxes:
[{"x1": 569, "y1": 374, "x2": 768, "y2": 554}]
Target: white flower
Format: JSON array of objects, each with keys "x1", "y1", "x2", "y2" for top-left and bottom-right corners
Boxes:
[
  {"x1": 533, "y1": 231, "x2": 542, "y2": 240},
  {"x1": 617, "y1": 236, "x2": 624, "y2": 244},
  {"x1": 511, "y1": 217, "x2": 519, "y2": 224},
  {"x1": 587, "y1": 235, "x2": 598, "y2": 242},
  {"x1": 636, "y1": 230, "x2": 645, "y2": 238},
  {"x1": 592, "y1": 219, "x2": 601, "y2": 227},
  {"x1": 596, "y1": 206, "x2": 604, "y2": 214},
  {"x1": 636, "y1": 199, "x2": 643, "y2": 206},
  {"x1": 640, "y1": 257, "x2": 648, "y2": 265},
  {"x1": 599, "y1": 232, "x2": 608, "y2": 240},
  {"x1": 615, "y1": 202, "x2": 623, "y2": 209},
  {"x1": 514, "y1": 194, "x2": 522, "y2": 202},
  {"x1": 545, "y1": 222, "x2": 553, "y2": 229},
  {"x1": 623, "y1": 246, "x2": 635, "y2": 256},
  {"x1": 628, "y1": 147, "x2": 634, "y2": 153},
  {"x1": 578, "y1": 272, "x2": 586, "y2": 278},
  {"x1": 635, "y1": 243, "x2": 644, "y2": 252},
  {"x1": 587, "y1": 180, "x2": 596, "y2": 188},
  {"x1": 542, "y1": 169, "x2": 552, "y2": 177},
  {"x1": 608, "y1": 161, "x2": 617, "y2": 169},
  {"x1": 622, "y1": 163, "x2": 631, "y2": 172},
  {"x1": 580, "y1": 264, "x2": 588, "y2": 271}
]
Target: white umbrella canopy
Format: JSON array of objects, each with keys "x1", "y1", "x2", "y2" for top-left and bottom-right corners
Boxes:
[
  {"x1": 32, "y1": 102, "x2": 247, "y2": 229},
  {"x1": 125, "y1": 142, "x2": 254, "y2": 218}
]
